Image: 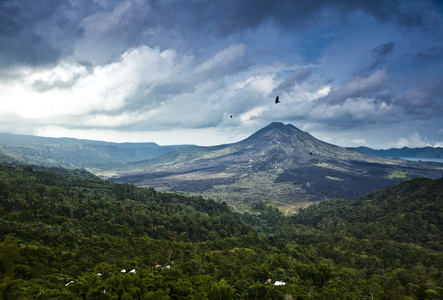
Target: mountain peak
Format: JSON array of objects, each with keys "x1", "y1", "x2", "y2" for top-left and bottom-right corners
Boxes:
[
  {"x1": 243, "y1": 122, "x2": 308, "y2": 145},
  {"x1": 263, "y1": 122, "x2": 298, "y2": 132}
]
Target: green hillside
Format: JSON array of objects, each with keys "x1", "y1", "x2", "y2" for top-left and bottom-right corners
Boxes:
[
  {"x1": 0, "y1": 132, "x2": 185, "y2": 169},
  {"x1": 288, "y1": 177, "x2": 443, "y2": 250},
  {"x1": 0, "y1": 164, "x2": 442, "y2": 299}
]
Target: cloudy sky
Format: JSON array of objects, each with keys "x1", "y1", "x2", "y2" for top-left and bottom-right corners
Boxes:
[{"x1": 1, "y1": 0, "x2": 442, "y2": 148}]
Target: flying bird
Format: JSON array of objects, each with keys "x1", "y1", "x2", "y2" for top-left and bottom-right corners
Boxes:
[{"x1": 275, "y1": 96, "x2": 280, "y2": 104}]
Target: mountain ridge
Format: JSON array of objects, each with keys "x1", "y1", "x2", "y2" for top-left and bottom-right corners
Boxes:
[
  {"x1": 0, "y1": 132, "x2": 186, "y2": 168},
  {"x1": 355, "y1": 145, "x2": 443, "y2": 159}
]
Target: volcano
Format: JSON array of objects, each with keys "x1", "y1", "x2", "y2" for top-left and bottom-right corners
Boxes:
[{"x1": 109, "y1": 122, "x2": 443, "y2": 210}]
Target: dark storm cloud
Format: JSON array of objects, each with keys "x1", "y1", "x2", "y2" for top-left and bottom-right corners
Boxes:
[
  {"x1": 1, "y1": 0, "x2": 438, "y2": 71},
  {"x1": 355, "y1": 42, "x2": 397, "y2": 76},
  {"x1": 0, "y1": 0, "x2": 89, "y2": 72},
  {"x1": 414, "y1": 46, "x2": 443, "y2": 61},
  {"x1": 372, "y1": 42, "x2": 395, "y2": 59},
  {"x1": 205, "y1": 0, "x2": 440, "y2": 36},
  {"x1": 370, "y1": 42, "x2": 396, "y2": 68},
  {"x1": 0, "y1": 1, "x2": 61, "y2": 69},
  {"x1": 314, "y1": 76, "x2": 443, "y2": 131},
  {"x1": 275, "y1": 69, "x2": 311, "y2": 93},
  {"x1": 319, "y1": 69, "x2": 390, "y2": 105},
  {"x1": 400, "y1": 78, "x2": 443, "y2": 116},
  {"x1": 320, "y1": 41, "x2": 396, "y2": 110}
]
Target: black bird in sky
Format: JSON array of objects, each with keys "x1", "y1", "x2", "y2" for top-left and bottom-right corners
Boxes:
[{"x1": 275, "y1": 96, "x2": 280, "y2": 104}]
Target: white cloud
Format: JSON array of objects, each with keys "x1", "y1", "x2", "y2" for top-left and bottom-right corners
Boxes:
[
  {"x1": 240, "y1": 107, "x2": 268, "y2": 124},
  {"x1": 1, "y1": 42, "x2": 266, "y2": 138},
  {"x1": 234, "y1": 74, "x2": 276, "y2": 96},
  {"x1": 387, "y1": 132, "x2": 431, "y2": 148},
  {"x1": 26, "y1": 62, "x2": 89, "y2": 87},
  {"x1": 81, "y1": 111, "x2": 154, "y2": 127},
  {"x1": 196, "y1": 44, "x2": 247, "y2": 75},
  {"x1": 0, "y1": 45, "x2": 191, "y2": 122},
  {"x1": 351, "y1": 139, "x2": 366, "y2": 145},
  {"x1": 317, "y1": 86, "x2": 331, "y2": 97}
]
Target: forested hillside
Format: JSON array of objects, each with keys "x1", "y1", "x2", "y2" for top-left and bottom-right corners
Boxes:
[
  {"x1": 0, "y1": 132, "x2": 184, "y2": 169},
  {"x1": 0, "y1": 163, "x2": 442, "y2": 299},
  {"x1": 244, "y1": 177, "x2": 443, "y2": 299}
]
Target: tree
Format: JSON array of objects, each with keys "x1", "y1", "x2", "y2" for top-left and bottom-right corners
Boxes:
[
  {"x1": 208, "y1": 279, "x2": 236, "y2": 300},
  {"x1": 49, "y1": 186, "x2": 62, "y2": 200},
  {"x1": 0, "y1": 235, "x2": 20, "y2": 279}
]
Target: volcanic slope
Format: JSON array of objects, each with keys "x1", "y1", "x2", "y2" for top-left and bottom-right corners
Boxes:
[{"x1": 109, "y1": 122, "x2": 443, "y2": 209}]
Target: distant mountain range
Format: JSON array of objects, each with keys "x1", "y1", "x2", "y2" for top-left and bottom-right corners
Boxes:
[
  {"x1": 0, "y1": 132, "x2": 185, "y2": 169},
  {"x1": 1, "y1": 124, "x2": 443, "y2": 211},
  {"x1": 355, "y1": 146, "x2": 443, "y2": 159}
]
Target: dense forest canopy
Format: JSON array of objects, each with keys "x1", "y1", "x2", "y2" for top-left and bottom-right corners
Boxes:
[{"x1": 0, "y1": 163, "x2": 442, "y2": 299}]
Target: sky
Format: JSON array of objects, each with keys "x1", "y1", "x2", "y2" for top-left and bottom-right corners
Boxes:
[{"x1": 0, "y1": 0, "x2": 443, "y2": 149}]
